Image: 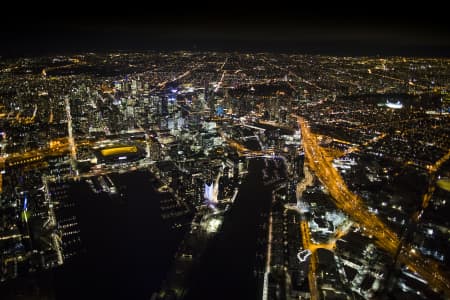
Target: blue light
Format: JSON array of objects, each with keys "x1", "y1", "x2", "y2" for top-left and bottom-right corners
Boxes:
[
  {"x1": 216, "y1": 105, "x2": 224, "y2": 117},
  {"x1": 23, "y1": 195, "x2": 28, "y2": 211}
]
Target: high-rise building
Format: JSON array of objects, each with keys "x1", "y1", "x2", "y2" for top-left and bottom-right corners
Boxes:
[{"x1": 160, "y1": 96, "x2": 168, "y2": 116}]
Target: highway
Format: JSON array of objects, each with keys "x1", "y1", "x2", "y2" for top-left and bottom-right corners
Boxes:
[
  {"x1": 294, "y1": 165, "x2": 320, "y2": 300},
  {"x1": 300, "y1": 219, "x2": 319, "y2": 300},
  {"x1": 294, "y1": 114, "x2": 450, "y2": 297},
  {"x1": 429, "y1": 148, "x2": 450, "y2": 174},
  {"x1": 414, "y1": 148, "x2": 450, "y2": 229},
  {"x1": 290, "y1": 164, "x2": 352, "y2": 300}
]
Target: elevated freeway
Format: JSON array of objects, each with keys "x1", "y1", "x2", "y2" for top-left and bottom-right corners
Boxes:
[{"x1": 294, "y1": 114, "x2": 450, "y2": 297}]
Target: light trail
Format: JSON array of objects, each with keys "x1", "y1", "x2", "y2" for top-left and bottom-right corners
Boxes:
[
  {"x1": 294, "y1": 114, "x2": 450, "y2": 297},
  {"x1": 429, "y1": 148, "x2": 450, "y2": 174},
  {"x1": 414, "y1": 148, "x2": 450, "y2": 222},
  {"x1": 294, "y1": 165, "x2": 319, "y2": 300},
  {"x1": 289, "y1": 164, "x2": 353, "y2": 299},
  {"x1": 0, "y1": 234, "x2": 22, "y2": 241},
  {"x1": 300, "y1": 220, "x2": 319, "y2": 300}
]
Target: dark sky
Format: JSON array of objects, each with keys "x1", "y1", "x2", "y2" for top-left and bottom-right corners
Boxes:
[{"x1": 1, "y1": 4, "x2": 449, "y2": 57}]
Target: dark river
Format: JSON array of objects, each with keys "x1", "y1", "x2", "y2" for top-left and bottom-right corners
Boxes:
[
  {"x1": 0, "y1": 160, "x2": 276, "y2": 300},
  {"x1": 185, "y1": 159, "x2": 273, "y2": 300},
  {"x1": 53, "y1": 170, "x2": 186, "y2": 300}
]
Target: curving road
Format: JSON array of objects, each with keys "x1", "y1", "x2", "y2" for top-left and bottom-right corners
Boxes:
[{"x1": 294, "y1": 114, "x2": 450, "y2": 297}]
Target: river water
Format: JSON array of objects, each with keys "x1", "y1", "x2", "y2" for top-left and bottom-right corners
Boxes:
[
  {"x1": 53, "y1": 170, "x2": 187, "y2": 300},
  {"x1": 185, "y1": 159, "x2": 273, "y2": 300},
  {"x1": 0, "y1": 161, "x2": 275, "y2": 300}
]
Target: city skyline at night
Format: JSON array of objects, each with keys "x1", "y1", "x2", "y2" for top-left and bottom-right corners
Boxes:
[{"x1": 0, "y1": 9, "x2": 449, "y2": 300}]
